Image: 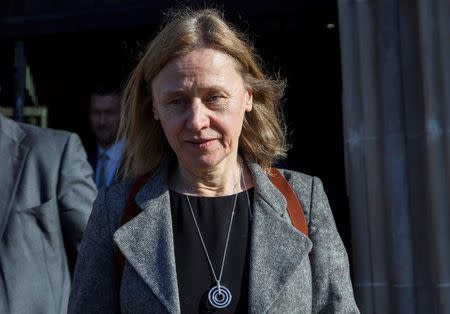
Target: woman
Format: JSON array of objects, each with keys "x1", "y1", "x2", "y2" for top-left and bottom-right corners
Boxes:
[{"x1": 69, "y1": 8, "x2": 359, "y2": 313}]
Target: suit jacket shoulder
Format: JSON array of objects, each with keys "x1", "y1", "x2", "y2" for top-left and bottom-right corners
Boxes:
[{"x1": 19, "y1": 121, "x2": 72, "y2": 149}]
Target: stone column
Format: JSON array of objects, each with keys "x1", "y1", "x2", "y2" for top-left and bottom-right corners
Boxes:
[{"x1": 338, "y1": 0, "x2": 450, "y2": 312}]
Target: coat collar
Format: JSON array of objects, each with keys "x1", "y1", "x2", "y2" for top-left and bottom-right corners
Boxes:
[
  {"x1": 0, "y1": 114, "x2": 29, "y2": 238},
  {"x1": 113, "y1": 160, "x2": 312, "y2": 313}
]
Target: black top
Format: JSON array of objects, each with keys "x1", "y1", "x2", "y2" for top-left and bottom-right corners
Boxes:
[{"x1": 170, "y1": 189, "x2": 254, "y2": 314}]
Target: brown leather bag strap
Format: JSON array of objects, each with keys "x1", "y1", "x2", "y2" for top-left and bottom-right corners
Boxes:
[
  {"x1": 269, "y1": 168, "x2": 309, "y2": 237},
  {"x1": 115, "y1": 174, "x2": 150, "y2": 274}
]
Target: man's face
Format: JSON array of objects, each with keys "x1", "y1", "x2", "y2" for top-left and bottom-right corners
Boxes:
[{"x1": 89, "y1": 94, "x2": 120, "y2": 148}]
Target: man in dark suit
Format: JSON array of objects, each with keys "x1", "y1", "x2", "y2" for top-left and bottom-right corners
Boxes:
[
  {"x1": 0, "y1": 113, "x2": 97, "y2": 314},
  {"x1": 88, "y1": 87, "x2": 123, "y2": 188}
]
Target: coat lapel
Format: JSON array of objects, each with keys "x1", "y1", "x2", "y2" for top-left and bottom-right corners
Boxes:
[
  {"x1": 113, "y1": 164, "x2": 180, "y2": 314},
  {"x1": 0, "y1": 115, "x2": 29, "y2": 239},
  {"x1": 247, "y1": 163, "x2": 312, "y2": 313}
]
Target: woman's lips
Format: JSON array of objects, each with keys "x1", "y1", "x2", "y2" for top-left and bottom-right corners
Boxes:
[{"x1": 186, "y1": 138, "x2": 216, "y2": 149}]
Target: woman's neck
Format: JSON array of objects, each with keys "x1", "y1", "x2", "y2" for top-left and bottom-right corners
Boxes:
[{"x1": 170, "y1": 157, "x2": 252, "y2": 197}]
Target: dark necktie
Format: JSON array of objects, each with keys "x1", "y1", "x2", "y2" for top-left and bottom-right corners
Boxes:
[{"x1": 97, "y1": 152, "x2": 109, "y2": 189}]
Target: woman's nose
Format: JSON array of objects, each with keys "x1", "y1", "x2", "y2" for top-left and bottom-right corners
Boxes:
[{"x1": 186, "y1": 101, "x2": 209, "y2": 131}]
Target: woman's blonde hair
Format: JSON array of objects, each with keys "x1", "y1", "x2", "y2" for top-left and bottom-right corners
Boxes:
[{"x1": 119, "y1": 8, "x2": 288, "y2": 179}]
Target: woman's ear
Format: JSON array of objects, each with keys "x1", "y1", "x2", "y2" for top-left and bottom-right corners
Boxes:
[{"x1": 245, "y1": 87, "x2": 253, "y2": 112}]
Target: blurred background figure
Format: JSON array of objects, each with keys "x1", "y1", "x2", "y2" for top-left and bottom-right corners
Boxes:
[
  {"x1": 0, "y1": 112, "x2": 96, "y2": 314},
  {"x1": 88, "y1": 86, "x2": 123, "y2": 189}
]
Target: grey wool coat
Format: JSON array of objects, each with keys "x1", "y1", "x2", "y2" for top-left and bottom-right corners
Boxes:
[
  {"x1": 0, "y1": 114, "x2": 97, "y2": 314},
  {"x1": 69, "y1": 161, "x2": 359, "y2": 313}
]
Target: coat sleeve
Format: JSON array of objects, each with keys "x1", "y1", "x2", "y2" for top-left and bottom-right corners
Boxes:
[
  {"x1": 308, "y1": 177, "x2": 360, "y2": 313},
  {"x1": 57, "y1": 133, "x2": 97, "y2": 274},
  {"x1": 68, "y1": 188, "x2": 121, "y2": 313}
]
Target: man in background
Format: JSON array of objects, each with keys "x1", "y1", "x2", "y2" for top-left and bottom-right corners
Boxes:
[
  {"x1": 88, "y1": 87, "x2": 123, "y2": 189},
  {"x1": 0, "y1": 112, "x2": 97, "y2": 314}
]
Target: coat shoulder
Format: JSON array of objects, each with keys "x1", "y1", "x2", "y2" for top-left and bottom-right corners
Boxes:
[
  {"x1": 101, "y1": 179, "x2": 136, "y2": 228},
  {"x1": 98, "y1": 166, "x2": 166, "y2": 232},
  {"x1": 278, "y1": 169, "x2": 314, "y2": 190},
  {"x1": 276, "y1": 169, "x2": 325, "y2": 226}
]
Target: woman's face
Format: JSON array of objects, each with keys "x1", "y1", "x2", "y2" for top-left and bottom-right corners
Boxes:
[{"x1": 152, "y1": 48, "x2": 253, "y2": 171}]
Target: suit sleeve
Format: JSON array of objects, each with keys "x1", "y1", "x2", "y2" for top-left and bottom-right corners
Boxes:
[
  {"x1": 309, "y1": 177, "x2": 360, "y2": 313},
  {"x1": 57, "y1": 133, "x2": 97, "y2": 274},
  {"x1": 68, "y1": 188, "x2": 121, "y2": 313}
]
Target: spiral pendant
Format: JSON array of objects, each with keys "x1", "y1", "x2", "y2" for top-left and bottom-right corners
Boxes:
[{"x1": 208, "y1": 284, "x2": 232, "y2": 309}]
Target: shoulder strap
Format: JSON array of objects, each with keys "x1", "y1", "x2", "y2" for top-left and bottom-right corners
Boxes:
[{"x1": 269, "y1": 168, "x2": 309, "y2": 237}]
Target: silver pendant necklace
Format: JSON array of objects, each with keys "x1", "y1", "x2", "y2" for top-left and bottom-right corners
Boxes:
[
  {"x1": 184, "y1": 164, "x2": 245, "y2": 309},
  {"x1": 185, "y1": 193, "x2": 237, "y2": 309}
]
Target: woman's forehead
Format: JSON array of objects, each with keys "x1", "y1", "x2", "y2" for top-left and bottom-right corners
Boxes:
[
  {"x1": 165, "y1": 48, "x2": 237, "y2": 73},
  {"x1": 152, "y1": 48, "x2": 244, "y2": 91}
]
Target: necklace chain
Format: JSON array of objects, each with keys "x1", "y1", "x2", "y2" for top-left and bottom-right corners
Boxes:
[
  {"x1": 185, "y1": 193, "x2": 238, "y2": 284},
  {"x1": 184, "y1": 160, "x2": 250, "y2": 309}
]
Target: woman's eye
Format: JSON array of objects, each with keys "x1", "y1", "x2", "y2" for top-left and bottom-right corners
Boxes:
[
  {"x1": 207, "y1": 95, "x2": 220, "y2": 102},
  {"x1": 167, "y1": 98, "x2": 184, "y2": 105},
  {"x1": 205, "y1": 94, "x2": 225, "y2": 105}
]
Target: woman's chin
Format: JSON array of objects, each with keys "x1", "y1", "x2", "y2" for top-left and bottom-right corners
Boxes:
[{"x1": 177, "y1": 154, "x2": 231, "y2": 172}]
